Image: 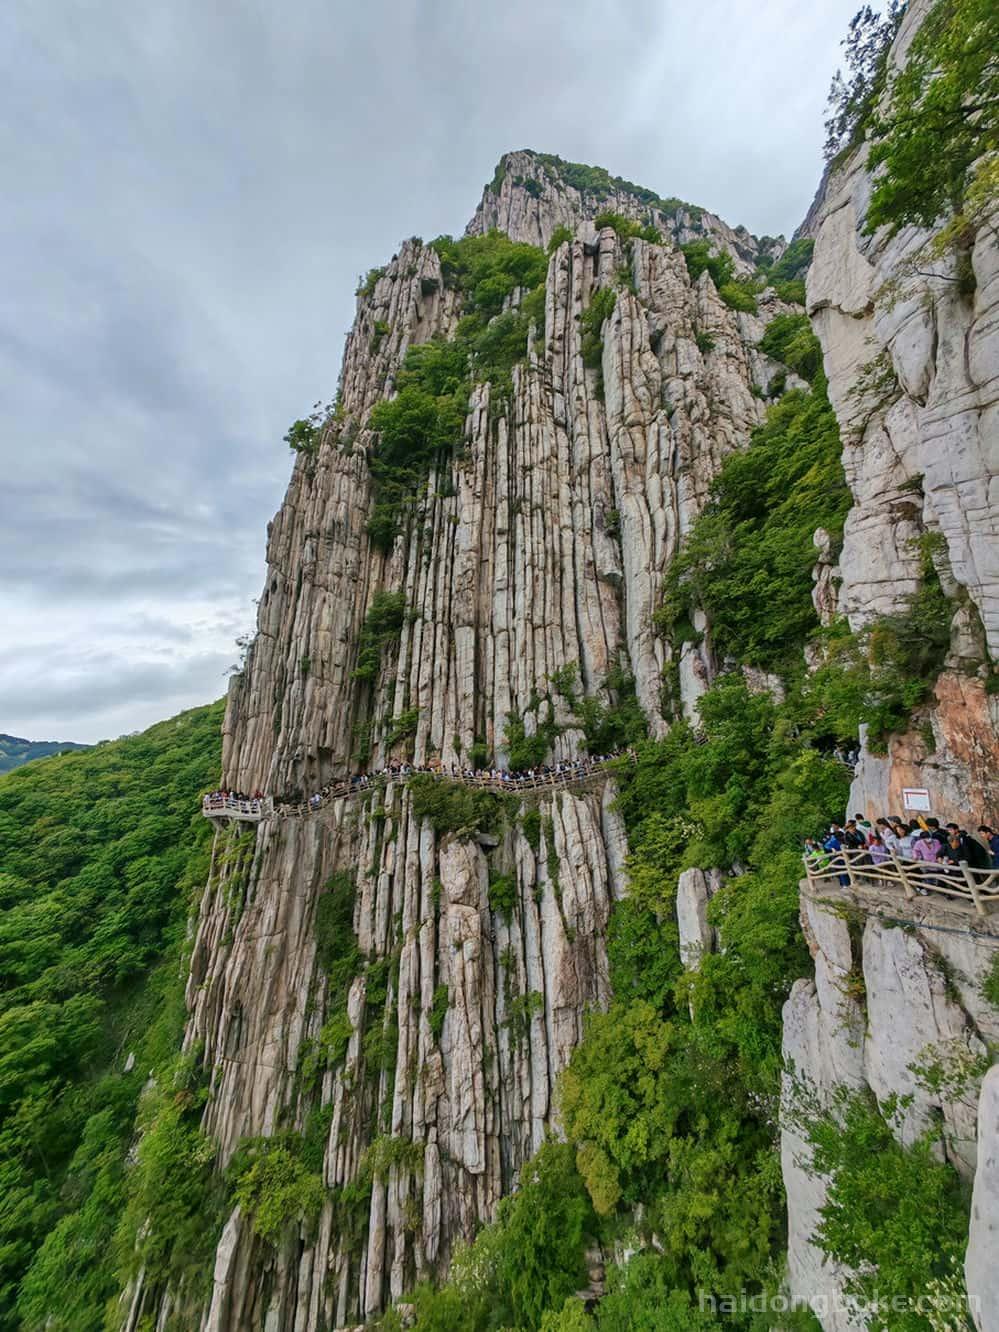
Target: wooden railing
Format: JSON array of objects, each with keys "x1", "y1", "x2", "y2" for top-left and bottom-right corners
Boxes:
[
  {"x1": 802, "y1": 846, "x2": 999, "y2": 917},
  {"x1": 202, "y1": 795, "x2": 272, "y2": 822},
  {"x1": 274, "y1": 753, "x2": 635, "y2": 818}
]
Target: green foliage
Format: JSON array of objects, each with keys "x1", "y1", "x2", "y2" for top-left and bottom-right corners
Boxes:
[
  {"x1": 865, "y1": 0, "x2": 998, "y2": 236},
  {"x1": 550, "y1": 675, "x2": 854, "y2": 1306},
  {"x1": 385, "y1": 706, "x2": 420, "y2": 751},
  {"x1": 365, "y1": 232, "x2": 550, "y2": 546},
  {"x1": 469, "y1": 739, "x2": 490, "y2": 769},
  {"x1": 428, "y1": 985, "x2": 449, "y2": 1042},
  {"x1": 773, "y1": 277, "x2": 806, "y2": 304},
  {"x1": 487, "y1": 872, "x2": 518, "y2": 923},
  {"x1": 314, "y1": 873, "x2": 360, "y2": 992},
  {"x1": 659, "y1": 380, "x2": 848, "y2": 671},
  {"x1": 532, "y1": 153, "x2": 699, "y2": 218},
  {"x1": 695, "y1": 331, "x2": 714, "y2": 354},
  {"x1": 681, "y1": 240, "x2": 735, "y2": 290},
  {"x1": 717, "y1": 279, "x2": 759, "y2": 314},
  {"x1": 397, "y1": 1141, "x2": 593, "y2": 1332},
  {"x1": 230, "y1": 1137, "x2": 325, "y2": 1244},
  {"x1": 547, "y1": 224, "x2": 574, "y2": 252},
  {"x1": 284, "y1": 417, "x2": 320, "y2": 454},
  {"x1": 362, "y1": 1133, "x2": 424, "y2": 1181},
  {"x1": 580, "y1": 287, "x2": 617, "y2": 372},
  {"x1": 0, "y1": 735, "x2": 89, "y2": 774},
  {"x1": 824, "y1": 3, "x2": 905, "y2": 163},
  {"x1": 800, "y1": 540, "x2": 955, "y2": 749},
  {"x1": 367, "y1": 372, "x2": 466, "y2": 551},
  {"x1": 371, "y1": 318, "x2": 391, "y2": 351},
  {"x1": 982, "y1": 952, "x2": 999, "y2": 1008},
  {"x1": 505, "y1": 990, "x2": 545, "y2": 1045},
  {"x1": 493, "y1": 1142, "x2": 595, "y2": 1328},
  {"x1": 549, "y1": 661, "x2": 579, "y2": 703},
  {"x1": 594, "y1": 211, "x2": 662, "y2": 244},
  {"x1": 805, "y1": 1091, "x2": 971, "y2": 1327},
  {"x1": 353, "y1": 590, "x2": 407, "y2": 684},
  {"x1": 431, "y1": 231, "x2": 547, "y2": 310},
  {"x1": 580, "y1": 1255, "x2": 726, "y2": 1330},
  {"x1": 113, "y1": 1055, "x2": 222, "y2": 1291},
  {"x1": 408, "y1": 774, "x2": 512, "y2": 837},
  {"x1": 521, "y1": 808, "x2": 542, "y2": 852},
  {"x1": 763, "y1": 236, "x2": 814, "y2": 284},
  {"x1": 0, "y1": 702, "x2": 222, "y2": 1326},
  {"x1": 504, "y1": 708, "x2": 561, "y2": 770},
  {"x1": 357, "y1": 265, "x2": 387, "y2": 297},
  {"x1": 573, "y1": 660, "x2": 649, "y2": 755},
  {"x1": 759, "y1": 313, "x2": 823, "y2": 382}
]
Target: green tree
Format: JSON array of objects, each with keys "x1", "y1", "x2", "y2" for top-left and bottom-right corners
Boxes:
[
  {"x1": 865, "y1": 0, "x2": 999, "y2": 236},
  {"x1": 0, "y1": 703, "x2": 223, "y2": 1328}
]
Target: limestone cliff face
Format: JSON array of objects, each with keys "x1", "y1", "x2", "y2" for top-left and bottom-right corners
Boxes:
[
  {"x1": 781, "y1": 885, "x2": 998, "y2": 1331},
  {"x1": 780, "y1": 5, "x2": 999, "y2": 1326},
  {"x1": 806, "y1": 0, "x2": 998, "y2": 827},
  {"x1": 124, "y1": 156, "x2": 795, "y2": 1330}
]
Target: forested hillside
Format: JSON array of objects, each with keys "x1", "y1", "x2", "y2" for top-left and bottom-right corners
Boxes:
[
  {"x1": 0, "y1": 734, "x2": 90, "y2": 774},
  {"x1": 0, "y1": 702, "x2": 222, "y2": 1330}
]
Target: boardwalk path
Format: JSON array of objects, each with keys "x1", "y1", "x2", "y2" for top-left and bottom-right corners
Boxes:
[{"x1": 202, "y1": 753, "x2": 633, "y2": 823}]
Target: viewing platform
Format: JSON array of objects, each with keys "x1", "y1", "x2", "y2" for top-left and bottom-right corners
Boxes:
[
  {"x1": 202, "y1": 795, "x2": 272, "y2": 822},
  {"x1": 803, "y1": 846, "x2": 999, "y2": 917}
]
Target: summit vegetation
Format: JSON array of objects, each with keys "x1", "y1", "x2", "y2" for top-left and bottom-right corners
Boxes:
[{"x1": 364, "y1": 230, "x2": 548, "y2": 551}]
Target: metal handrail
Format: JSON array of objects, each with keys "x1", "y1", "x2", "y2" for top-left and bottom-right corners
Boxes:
[{"x1": 802, "y1": 845, "x2": 999, "y2": 917}]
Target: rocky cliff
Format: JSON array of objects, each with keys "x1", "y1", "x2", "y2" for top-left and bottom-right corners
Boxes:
[
  {"x1": 123, "y1": 153, "x2": 801, "y2": 1330},
  {"x1": 778, "y1": 3, "x2": 999, "y2": 1327},
  {"x1": 806, "y1": 0, "x2": 998, "y2": 826}
]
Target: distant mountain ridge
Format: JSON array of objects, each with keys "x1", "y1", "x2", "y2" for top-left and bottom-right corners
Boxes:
[{"x1": 0, "y1": 733, "x2": 91, "y2": 773}]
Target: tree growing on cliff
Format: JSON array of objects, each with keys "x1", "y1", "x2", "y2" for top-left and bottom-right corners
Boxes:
[
  {"x1": 868, "y1": 0, "x2": 998, "y2": 234},
  {"x1": 827, "y1": 0, "x2": 999, "y2": 242}
]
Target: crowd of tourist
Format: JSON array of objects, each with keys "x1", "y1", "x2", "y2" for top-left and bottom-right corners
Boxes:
[
  {"x1": 804, "y1": 813, "x2": 999, "y2": 889},
  {"x1": 203, "y1": 788, "x2": 265, "y2": 809},
  {"x1": 275, "y1": 750, "x2": 633, "y2": 815},
  {"x1": 830, "y1": 744, "x2": 861, "y2": 771}
]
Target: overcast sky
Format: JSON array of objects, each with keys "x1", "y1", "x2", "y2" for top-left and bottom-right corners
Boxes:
[{"x1": 1, "y1": 0, "x2": 860, "y2": 744}]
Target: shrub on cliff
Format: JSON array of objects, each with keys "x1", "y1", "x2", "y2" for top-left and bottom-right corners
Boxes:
[
  {"x1": 353, "y1": 590, "x2": 408, "y2": 683},
  {"x1": 659, "y1": 380, "x2": 848, "y2": 672},
  {"x1": 408, "y1": 774, "x2": 512, "y2": 837}
]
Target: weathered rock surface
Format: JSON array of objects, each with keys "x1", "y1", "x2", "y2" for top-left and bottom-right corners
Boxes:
[
  {"x1": 675, "y1": 866, "x2": 721, "y2": 971},
  {"x1": 966, "y1": 1065, "x2": 999, "y2": 1332},
  {"x1": 126, "y1": 158, "x2": 797, "y2": 1329},
  {"x1": 788, "y1": 15, "x2": 999, "y2": 1315},
  {"x1": 807, "y1": 0, "x2": 999, "y2": 823},
  {"x1": 784, "y1": 880, "x2": 999, "y2": 1328}
]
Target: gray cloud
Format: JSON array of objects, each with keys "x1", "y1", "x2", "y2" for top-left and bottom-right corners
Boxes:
[{"x1": 0, "y1": 0, "x2": 858, "y2": 742}]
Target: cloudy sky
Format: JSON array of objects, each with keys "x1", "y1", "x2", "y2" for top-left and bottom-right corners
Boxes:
[{"x1": 1, "y1": 0, "x2": 859, "y2": 743}]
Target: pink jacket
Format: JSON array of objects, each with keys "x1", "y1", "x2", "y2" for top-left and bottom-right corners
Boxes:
[{"x1": 912, "y1": 838, "x2": 940, "y2": 863}]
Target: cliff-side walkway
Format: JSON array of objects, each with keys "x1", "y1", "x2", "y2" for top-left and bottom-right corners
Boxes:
[
  {"x1": 803, "y1": 846, "x2": 999, "y2": 917},
  {"x1": 202, "y1": 752, "x2": 633, "y2": 823}
]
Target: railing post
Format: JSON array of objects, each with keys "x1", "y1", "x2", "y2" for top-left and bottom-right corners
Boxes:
[
  {"x1": 959, "y1": 861, "x2": 987, "y2": 917},
  {"x1": 843, "y1": 847, "x2": 856, "y2": 887},
  {"x1": 889, "y1": 850, "x2": 915, "y2": 901}
]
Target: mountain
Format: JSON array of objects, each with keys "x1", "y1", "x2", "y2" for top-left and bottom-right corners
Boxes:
[
  {"x1": 7, "y1": 3, "x2": 999, "y2": 1327},
  {"x1": 0, "y1": 733, "x2": 90, "y2": 773}
]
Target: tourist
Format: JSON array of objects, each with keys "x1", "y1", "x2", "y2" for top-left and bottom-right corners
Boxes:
[
  {"x1": 868, "y1": 832, "x2": 890, "y2": 866},
  {"x1": 978, "y1": 826, "x2": 999, "y2": 869}
]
